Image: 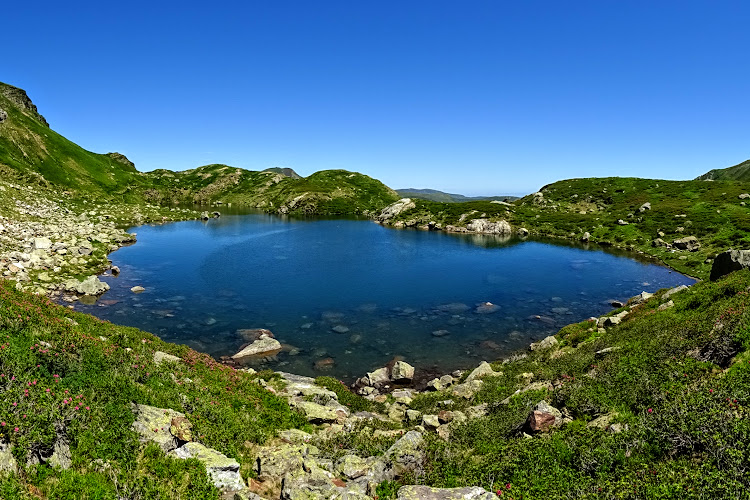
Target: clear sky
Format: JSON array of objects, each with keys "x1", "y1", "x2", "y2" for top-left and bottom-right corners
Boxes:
[{"x1": 3, "y1": 1, "x2": 749, "y2": 195}]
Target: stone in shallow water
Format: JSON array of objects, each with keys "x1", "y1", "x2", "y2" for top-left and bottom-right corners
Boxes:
[
  {"x1": 231, "y1": 336, "x2": 282, "y2": 360},
  {"x1": 475, "y1": 302, "x2": 500, "y2": 314},
  {"x1": 332, "y1": 325, "x2": 350, "y2": 334}
]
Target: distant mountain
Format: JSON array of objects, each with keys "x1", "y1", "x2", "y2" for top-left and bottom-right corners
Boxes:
[
  {"x1": 696, "y1": 159, "x2": 750, "y2": 181},
  {"x1": 396, "y1": 188, "x2": 519, "y2": 203},
  {"x1": 263, "y1": 167, "x2": 302, "y2": 179}
]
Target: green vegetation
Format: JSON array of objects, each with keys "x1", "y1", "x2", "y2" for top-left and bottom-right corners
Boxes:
[
  {"x1": 697, "y1": 158, "x2": 750, "y2": 181},
  {"x1": 0, "y1": 280, "x2": 308, "y2": 498},
  {"x1": 386, "y1": 271, "x2": 750, "y2": 498},
  {"x1": 0, "y1": 82, "x2": 398, "y2": 216},
  {"x1": 389, "y1": 177, "x2": 750, "y2": 279}
]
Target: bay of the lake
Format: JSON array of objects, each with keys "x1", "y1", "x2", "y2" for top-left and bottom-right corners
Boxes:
[{"x1": 73, "y1": 213, "x2": 695, "y2": 380}]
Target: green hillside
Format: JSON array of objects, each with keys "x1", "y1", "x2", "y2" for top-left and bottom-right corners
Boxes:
[
  {"x1": 0, "y1": 82, "x2": 397, "y2": 216},
  {"x1": 384, "y1": 177, "x2": 750, "y2": 280},
  {"x1": 697, "y1": 158, "x2": 750, "y2": 181}
]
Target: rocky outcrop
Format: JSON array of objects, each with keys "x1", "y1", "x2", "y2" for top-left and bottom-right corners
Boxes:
[
  {"x1": 0, "y1": 108, "x2": 7, "y2": 123},
  {"x1": 105, "y1": 152, "x2": 136, "y2": 171},
  {"x1": 465, "y1": 219, "x2": 512, "y2": 234},
  {"x1": 378, "y1": 199, "x2": 416, "y2": 221},
  {"x1": 1, "y1": 84, "x2": 49, "y2": 126},
  {"x1": 710, "y1": 249, "x2": 750, "y2": 281}
]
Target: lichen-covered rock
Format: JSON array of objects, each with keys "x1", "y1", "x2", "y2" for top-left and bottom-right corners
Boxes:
[
  {"x1": 278, "y1": 428, "x2": 314, "y2": 444},
  {"x1": 65, "y1": 275, "x2": 110, "y2": 296},
  {"x1": 170, "y1": 442, "x2": 245, "y2": 492},
  {"x1": 450, "y1": 380, "x2": 484, "y2": 399},
  {"x1": 367, "y1": 367, "x2": 390, "y2": 386},
  {"x1": 293, "y1": 401, "x2": 342, "y2": 423},
  {"x1": 397, "y1": 485, "x2": 496, "y2": 499},
  {"x1": 255, "y1": 444, "x2": 320, "y2": 482},
  {"x1": 131, "y1": 403, "x2": 185, "y2": 452},
  {"x1": 378, "y1": 199, "x2": 416, "y2": 221},
  {"x1": 336, "y1": 454, "x2": 372, "y2": 479},
  {"x1": 153, "y1": 350, "x2": 181, "y2": 365},
  {"x1": 530, "y1": 335, "x2": 558, "y2": 351},
  {"x1": 170, "y1": 416, "x2": 193, "y2": 442}
]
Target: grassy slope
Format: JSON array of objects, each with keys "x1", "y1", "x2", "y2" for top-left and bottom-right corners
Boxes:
[
  {"x1": 405, "y1": 270, "x2": 750, "y2": 499},
  {"x1": 0, "y1": 280, "x2": 307, "y2": 499},
  {"x1": 389, "y1": 177, "x2": 750, "y2": 279},
  {"x1": 697, "y1": 158, "x2": 750, "y2": 181}
]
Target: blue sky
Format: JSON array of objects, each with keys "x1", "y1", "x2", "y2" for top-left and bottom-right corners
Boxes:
[{"x1": 4, "y1": 1, "x2": 749, "y2": 195}]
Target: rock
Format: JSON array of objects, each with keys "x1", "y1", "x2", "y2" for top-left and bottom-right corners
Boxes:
[
  {"x1": 739, "y1": 193, "x2": 750, "y2": 199},
  {"x1": 382, "y1": 430, "x2": 424, "y2": 476},
  {"x1": 110, "y1": 265, "x2": 120, "y2": 276},
  {"x1": 278, "y1": 429, "x2": 313, "y2": 444},
  {"x1": 639, "y1": 202, "x2": 651, "y2": 212},
  {"x1": 465, "y1": 361, "x2": 502, "y2": 383},
  {"x1": 581, "y1": 231, "x2": 590, "y2": 242},
  {"x1": 598, "y1": 309, "x2": 629, "y2": 327},
  {"x1": 663, "y1": 285, "x2": 688, "y2": 299},
  {"x1": 131, "y1": 404, "x2": 186, "y2": 452},
  {"x1": 426, "y1": 378, "x2": 443, "y2": 391},
  {"x1": 475, "y1": 301, "x2": 500, "y2": 314},
  {"x1": 406, "y1": 409, "x2": 422, "y2": 422},
  {"x1": 657, "y1": 300, "x2": 674, "y2": 311},
  {"x1": 232, "y1": 336, "x2": 282, "y2": 360},
  {"x1": 314, "y1": 357, "x2": 335, "y2": 371},
  {"x1": 331, "y1": 325, "x2": 350, "y2": 334},
  {"x1": 450, "y1": 380, "x2": 484, "y2": 399},
  {"x1": 652, "y1": 238, "x2": 667, "y2": 247},
  {"x1": 466, "y1": 219, "x2": 512, "y2": 234},
  {"x1": 673, "y1": 236, "x2": 701, "y2": 251},
  {"x1": 630, "y1": 291, "x2": 653, "y2": 305},
  {"x1": 0, "y1": 442, "x2": 17, "y2": 473},
  {"x1": 379, "y1": 199, "x2": 417, "y2": 221},
  {"x1": 336, "y1": 455, "x2": 371, "y2": 479},
  {"x1": 587, "y1": 413, "x2": 618, "y2": 430},
  {"x1": 518, "y1": 227, "x2": 529, "y2": 236},
  {"x1": 48, "y1": 432, "x2": 72, "y2": 470},
  {"x1": 422, "y1": 414, "x2": 440, "y2": 429},
  {"x1": 293, "y1": 401, "x2": 341, "y2": 423},
  {"x1": 617, "y1": 219, "x2": 629, "y2": 225},
  {"x1": 530, "y1": 335, "x2": 558, "y2": 351},
  {"x1": 255, "y1": 443, "x2": 319, "y2": 482},
  {"x1": 397, "y1": 485, "x2": 496, "y2": 500},
  {"x1": 595, "y1": 347, "x2": 620, "y2": 358},
  {"x1": 200, "y1": 211, "x2": 210, "y2": 220},
  {"x1": 435, "y1": 303, "x2": 470, "y2": 314},
  {"x1": 153, "y1": 351, "x2": 181, "y2": 365},
  {"x1": 391, "y1": 361, "x2": 415, "y2": 382},
  {"x1": 131, "y1": 285, "x2": 145, "y2": 293},
  {"x1": 367, "y1": 367, "x2": 390, "y2": 386},
  {"x1": 525, "y1": 400, "x2": 562, "y2": 433},
  {"x1": 431, "y1": 329, "x2": 450, "y2": 337},
  {"x1": 234, "y1": 490, "x2": 263, "y2": 500},
  {"x1": 0, "y1": 108, "x2": 6, "y2": 123},
  {"x1": 170, "y1": 416, "x2": 193, "y2": 442},
  {"x1": 170, "y1": 442, "x2": 245, "y2": 492},
  {"x1": 710, "y1": 249, "x2": 750, "y2": 281},
  {"x1": 71, "y1": 275, "x2": 110, "y2": 296},
  {"x1": 236, "y1": 328, "x2": 274, "y2": 341},
  {"x1": 33, "y1": 237, "x2": 52, "y2": 250}
]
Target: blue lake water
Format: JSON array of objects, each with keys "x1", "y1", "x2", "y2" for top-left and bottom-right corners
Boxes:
[{"x1": 72, "y1": 213, "x2": 695, "y2": 380}]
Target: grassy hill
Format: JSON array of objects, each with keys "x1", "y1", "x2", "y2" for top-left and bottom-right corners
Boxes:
[
  {"x1": 396, "y1": 188, "x2": 519, "y2": 203},
  {"x1": 697, "y1": 158, "x2": 750, "y2": 181},
  {"x1": 0, "y1": 82, "x2": 398, "y2": 216},
  {"x1": 384, "y1": 177, "x2": 750, "y2": 280}
]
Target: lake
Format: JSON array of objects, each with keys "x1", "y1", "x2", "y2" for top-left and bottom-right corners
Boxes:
[{"x1": 72, "y1": 213, "x2": 695, "y2": 380}]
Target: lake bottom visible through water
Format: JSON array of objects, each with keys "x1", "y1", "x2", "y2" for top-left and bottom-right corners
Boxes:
[{"x1": 70, "y1": 214, "x2": 695, "y2": 381}]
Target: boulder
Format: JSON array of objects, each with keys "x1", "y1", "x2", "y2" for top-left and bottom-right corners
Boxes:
[
  {"x1": 131, "y1": 404, "x2": 186, "y2": 452},
  {"x1": 70, "y1": 276, "x2": 110, "y2": 296},
  {"x1": 475, "y1": 301, "x2": 500, "y2": 314},
  {"x1": 391, "y1": 361, "x2": 415, "y2": 382},
  {"x1": 231, "y1": 336, "x2": 282, "y2": 360},
  {"x1": 0, "y1": 108, "x2": 6, "y2": 123},
  {"x1": 0, "y1": 442, "x2": 17, "y2": 473},
  {"x1": 652, "y1": 238, "x2": 667, "y2": 247},
  {"x1": 336, "y1": 455, "x2": 371, "y2": 479},
  {"x1": 153, "y1": 351, "x2": 181, "y2": 365},
  {"x1": 170, "y1": 442, "x2": 245, "y2": 492},
  {"x1": 255, "y1": 443, "x2": 319, "y2": 482},
  {"x1": 530, "y1": 335, "x2": 558, "y2": 351},
  {"x1": 518, "y1": 227, "x2": 529, "y2": 236},
  {"x1": 397, "y1": 486, "x2": 496, "y2": 500},
  {"x1": 525, "y1": 400, "x2": 562, "y2": 433},
  {"x1": 710, "y1": 249, "x2": 750, "y2": 281},
  {"x1": 639, "y1": 202, "x2": 651, "y2": 212},
  {"x1": 663, "y1": 284, "x2": 688, "y2": 299},
  {"x1": 465, "y1": 361, "x2": 502, "y2": 383},
  {"x1": 673, "y1": 236, "x2": 701, "y2": 251},
  {"x1": 581, "y1": 231, "x2": 590, "y2": 242},
  {"x1": 170, "y1": 416, "x2": 193, "y2": 442},
  {"x1": 739, "y1": 193, "x2": 749, "y2": 199},
  {"x1": 657, "y1": 300, "x2": 674, "y2": 311},
  {"x1": 33, "y1": 237, "x2": 52, "y2": 250},
  {"x1": 617, "y1": 219, "x2": 629, "y2": 225},
  {"x1": 629, "y1": 291, "x2": 653, "y2": 305},
  {"x1": 367, "y1": 367, "x2": 390, "y2": 386},
  {"x1": 131, "y1": 285, "x2": 145, "y2": 293},
  {"x1": 292, "y1": 401, "x2": 341, "y2": 423}
]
